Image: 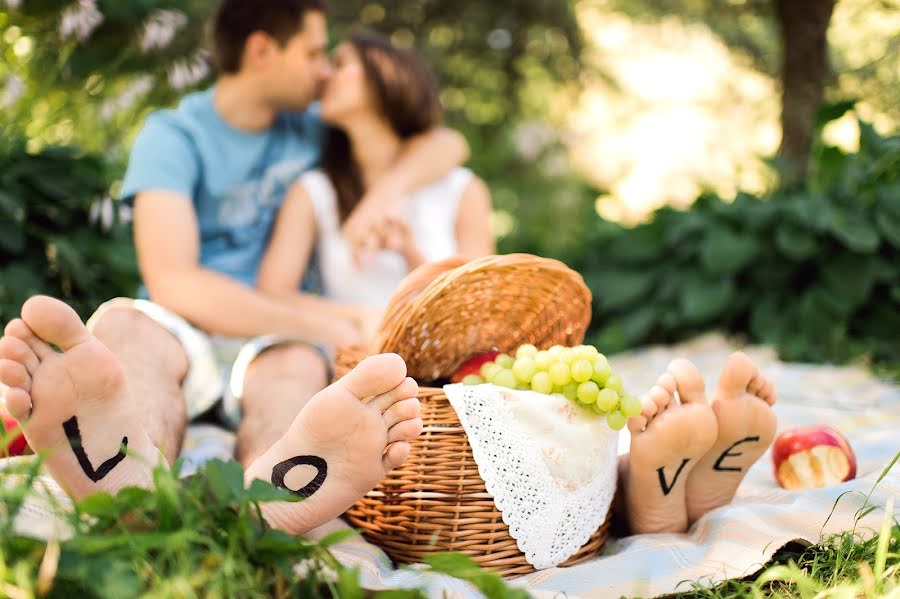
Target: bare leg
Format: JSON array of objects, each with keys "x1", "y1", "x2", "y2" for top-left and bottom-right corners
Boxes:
[
  {"x1": 235, "y1": 344, "x2": 328, "y2": 467},
  {"x1": 88, "y1": 304, "x2": 189, "y2": 465}
]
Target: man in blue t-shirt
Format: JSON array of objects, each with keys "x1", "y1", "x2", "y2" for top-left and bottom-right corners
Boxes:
[{"x1": 0, "y1": 0, "x2": 461, "y2": 536}]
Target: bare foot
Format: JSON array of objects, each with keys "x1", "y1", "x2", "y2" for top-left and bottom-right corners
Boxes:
[
  {"x1": 244, "y1": 353, "x2": 422, "y2": 536},
  {"x1": 685, "y1": 352, "x2": 777, "y2": 523},
  {"x1": 624, "y1": 359, "x2": 718, "y2": 534},
  {"x1": 0, "y1": 296, "x2": 160, "y2": 499}
]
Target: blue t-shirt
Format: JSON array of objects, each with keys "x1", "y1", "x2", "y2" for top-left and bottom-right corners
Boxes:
[{"x1": 121, "y1": 86, "x2": 322, "y2": 289}]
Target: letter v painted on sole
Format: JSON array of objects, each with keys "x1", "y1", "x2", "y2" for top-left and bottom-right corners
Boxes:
[
  {"x1": 657, "y1": 458, "x2": 691, "y2": 496},
  {"x1": 63, "y1": 416, "x2": 128, "y2": 483}
]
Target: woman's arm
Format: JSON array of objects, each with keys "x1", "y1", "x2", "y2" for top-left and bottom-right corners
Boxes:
[
  {"x1": 257, "y1": 182, "x2": 386, "y2": 342},
  {"x1": 257, "y1": 183, "x2": 316, "y2": 295},
  {"x1": 455, "y1": 176, "x2": 496, "y2": 259}
]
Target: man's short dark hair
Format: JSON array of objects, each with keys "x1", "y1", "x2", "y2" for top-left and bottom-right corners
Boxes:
[{"x1": 213, "y1": 0, "x2": 328, "y2": 73}]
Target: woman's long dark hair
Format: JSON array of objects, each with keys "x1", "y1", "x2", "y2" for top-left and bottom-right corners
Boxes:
[{"x1": 321, "y1": 31, "x2": 443, "y2": 223}]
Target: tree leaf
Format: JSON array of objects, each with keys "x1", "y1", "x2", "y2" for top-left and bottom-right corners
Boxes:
[
  {"x1": 604, "y1": 222, "x2": 666, "y2": 263},
  {"x1": 245, "y1": 478, "x2": 298, "y2": 504},
  {"x1": 775, "y1": 225, "x2": 819, "y2": 260},
  {"x1": 819, "y1": 255, "x2": 880, "y2": 314},
  {"x1": 699, "y1": 228, "x2": 758, "y2": 275},
  {"x1": 875, "y1": 203, "x2": 900, "y2": 248},
  {"x1": 317, "y1": 527, "x2": 360, "y2": 548},
  {"x1": 679, "y1": 276, "x2": 735, "y2": 324},
  {"x1": 827, "y1": 211, "x2": 880, "y2": 253},
  {"x1": 0, "y1": 219, "x2": 27, "y2": 254},
  {"x1": 815, "y1": 100, "x2": 857, "y2": 128},
  {"x1": 204, "y1": 459, "x2": 247, "y2": 504},
  {"x1": 76, "y1": 492, "x2": 118, "y2": 518},
  {"x1": 590, "y1": 269, "x2": 657, "y2": 311}
]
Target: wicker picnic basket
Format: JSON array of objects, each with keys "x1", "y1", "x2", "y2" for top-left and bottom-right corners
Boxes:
[{"x1": 335, "y1": 254, "x2": 614, "y2": 577}]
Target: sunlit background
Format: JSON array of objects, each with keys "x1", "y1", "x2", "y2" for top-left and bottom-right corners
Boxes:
[{"x1": 3, "y1": 0, "x2": 897, "y2": 222}]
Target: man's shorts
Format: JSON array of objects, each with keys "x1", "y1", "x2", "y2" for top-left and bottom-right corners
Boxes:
[{"x1": 86, "y1": 298, "x2": 332, "y2": 429}]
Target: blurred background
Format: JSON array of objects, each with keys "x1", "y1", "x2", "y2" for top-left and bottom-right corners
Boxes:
[{"x1": 0, "y1": 0, "x2": 897, "y2": 375}]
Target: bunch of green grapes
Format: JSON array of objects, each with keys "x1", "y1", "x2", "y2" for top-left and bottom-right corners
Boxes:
[{"x1": 460, "y1": 344, "x2": 641, "y2": 430}]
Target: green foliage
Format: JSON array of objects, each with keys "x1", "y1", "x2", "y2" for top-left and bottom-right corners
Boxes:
[
  {"x1": 0, "y1": 458, "x2": 336, "y2": 597},
  {"x1": 0, "y1": 458, "x2": 530, "y2": 597},
  {"x1": 0, "y1": 137, "x2": 140, "y2": 324},
  {"x1": 553, "y1": 113, "x2": 900, "y2": 372}
]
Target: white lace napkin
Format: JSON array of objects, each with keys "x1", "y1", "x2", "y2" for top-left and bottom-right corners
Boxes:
[{"x1": 443, "y1": 383, "x2": 619, "y2": 569}]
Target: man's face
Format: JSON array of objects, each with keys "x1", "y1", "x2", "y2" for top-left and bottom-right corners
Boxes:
[{"x1": 263, "y1": 11, "x2": 331, "y2": 111}]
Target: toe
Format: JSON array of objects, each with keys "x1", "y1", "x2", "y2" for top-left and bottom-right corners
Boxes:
[
  {"x1": 4, "y1": 387, "x2": 32, "y2": 420},
  {"x1": 387, "y1": 418, "x2": 423, "y2": 445},
  {"x1": 716, "y1": 352, "x2": 757, "y2": 398},
  {"x1": 382, "y1": 441, "x2": 411, "y2": 471},
  {"x1": 367, "y1": 377, "x2": 418, "y2": 413},
  {"x1": 747, "y1": 374, "x2": 766, "y2": 396},
  {"x1": 0, "y1": 336, "x2": 39, "y2": 375},
  {"x1": 21, "y1": 296, "x2": 90, "y2": 352},
  {"x1": 667, "y1": 358, "x2": 706, "y2": 404},
  {"x1": 647, "y1": 385, "x2": 671, "y2": 416},
  {"x1": 759, "y1": 379, "x2": 777, "y2": 405},
  {"x1": 382, "y1": 397, "x2": 420, "y2": 429},
  {"x1": 649, "y1": 385, "x2": 671, "y2": 411},
  {"x1": 656, "y1": 372, "x2": 677, "y2": 395},
  {"x1": 632, "y1": 386, "x2": 670, "y2": 433},
  {"x1": 4, "y1": 319, "x2": 53, "y2": 360},
  {"x1": 0, "y1": 359, "x2": 31, "y2": 391},
  {"x1": 628, "y1": 414, "x2": 648, "y2": 434},
  {"x1": 339, "y1": 353, "x2": 407, "y2": 400}
]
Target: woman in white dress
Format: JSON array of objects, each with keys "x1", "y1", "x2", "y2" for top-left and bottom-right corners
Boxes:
[{"x1": 257, "y1": 31, "x2": 494, "y2": 338}]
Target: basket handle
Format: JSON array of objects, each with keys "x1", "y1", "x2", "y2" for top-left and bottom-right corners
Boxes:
[{"x1": 371, "y1": 256, "x2": 470, "y2": 354}]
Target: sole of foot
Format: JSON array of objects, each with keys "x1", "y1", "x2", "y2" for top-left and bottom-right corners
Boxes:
[
  {"x1": 244, "y1": 353, "x2": 422, "y2": 536},
  {"x1": 0, "y1": 296, "x2": 160, "y2": 499},
  {"x1": 624, "y1": 358, "x2": 718, "y2": 534},
  {"x1": 685, "y1": 351, "x2": 777, "y2": 523}
]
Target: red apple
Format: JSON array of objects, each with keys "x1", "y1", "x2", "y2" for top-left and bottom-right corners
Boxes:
[
  {"x1": 451, "y1": 352, "x2": 499, "y2": 383},
  {"x1": 772, "y1": 425, "x2": 856, "y2": 490},
  {"x1": 1, "y1": 414, "x2": 29, "y2": 457}
]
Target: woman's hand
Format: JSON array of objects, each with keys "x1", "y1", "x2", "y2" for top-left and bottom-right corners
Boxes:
[
  {"x1": 342, "y1": 182, "x2": 404, "y2": 268},
  {"x1": 378, "y1": 215, "x2": 426, "y2": 270}
]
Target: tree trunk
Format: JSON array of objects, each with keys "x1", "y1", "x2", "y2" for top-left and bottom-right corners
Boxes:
[{"x1": 775, "y1": 0, "x2": 836, "y2": 182}]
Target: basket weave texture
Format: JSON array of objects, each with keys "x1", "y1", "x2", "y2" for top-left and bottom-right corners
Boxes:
[{"x1": 337, "y1": 254, "x2": 613, "y2": 577}]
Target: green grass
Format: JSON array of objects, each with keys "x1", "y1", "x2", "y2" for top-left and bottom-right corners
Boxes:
[
  {"x1": 0, "y1": 454, "x2": 528, "y2": 598},
  {"x1": 665, "y1": 452, "x2": 900, "y2": 599},
  {"x1": 1, "y1": 445, "x2": 897, "y2": 598}
]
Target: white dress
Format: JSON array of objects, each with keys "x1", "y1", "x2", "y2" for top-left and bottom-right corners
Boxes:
[{"x1": 298, "y1": 167, "x2": 472, "y2": 308}]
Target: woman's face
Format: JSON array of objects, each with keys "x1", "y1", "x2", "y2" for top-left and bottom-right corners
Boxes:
[{"x1": 320, "y1": 43, "x2": 372, "y2": 126}]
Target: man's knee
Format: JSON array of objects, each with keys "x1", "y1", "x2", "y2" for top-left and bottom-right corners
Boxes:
[
  {"x1": 90, "y1": 305, "x2": 187, "y2": 376},
  {"x1": 244, "y1": 344, "x2": 328, "y2": 390}
]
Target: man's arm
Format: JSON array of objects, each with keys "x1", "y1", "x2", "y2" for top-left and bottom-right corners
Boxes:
[
  {"x1": 342, "y1": 127, "x2": 470, "y2": 258},
  {"x1": 134, "y1": 190, "x2": 362, "y2": 347}
]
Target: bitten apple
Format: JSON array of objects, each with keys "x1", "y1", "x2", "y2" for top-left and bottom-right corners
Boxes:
[
  {"x1": 1, "y1": 414, "x2": 29, "y2": 457},
  {"x1": 772, "y1": 426, "x2": 856, "y2": 490},
  {"x1": 450, "y1": 352, "x2": 499, "y2": 383}
]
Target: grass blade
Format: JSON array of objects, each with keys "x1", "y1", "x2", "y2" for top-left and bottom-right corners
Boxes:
[
  {"x1": 878, "y1": 451, "x2": 900, "y2": 485},
  {"x1": 873, "y1": 496, "x2": 894, "y2": 591}
]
